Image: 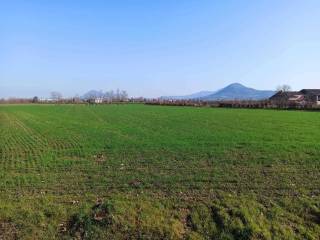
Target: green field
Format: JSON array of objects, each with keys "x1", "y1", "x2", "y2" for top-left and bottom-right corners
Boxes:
[{"x1": 0, "y1": 104, "x2": 319, "y2": 239}]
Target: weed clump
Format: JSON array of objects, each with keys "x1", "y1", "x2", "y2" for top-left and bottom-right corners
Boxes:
[
  {"x1": 65, "y1": 198, "x2": 185, "y2": 239},
  {"x1": 66, "y1": 201, "x2": 114, "y2": 239}
]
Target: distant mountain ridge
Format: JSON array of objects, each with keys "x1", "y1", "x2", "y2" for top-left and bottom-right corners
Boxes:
[
  {"x1": 160, "y1": 83, "x2": 275, "y2": 101},
  {"x1": 160, "y1": 91, "x2": 216, "y2": 100},
  {"x1": 202, "y1": 83, "x2": 275, "y2": 100}
]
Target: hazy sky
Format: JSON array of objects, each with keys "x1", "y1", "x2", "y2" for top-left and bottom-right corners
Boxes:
[{"x1": 1, "y1": 0, "x2": 320, "y2": 98}]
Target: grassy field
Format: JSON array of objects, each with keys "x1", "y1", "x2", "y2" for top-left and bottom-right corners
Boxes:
[{"x1": 0, "y1": 104, "x2": 319, "y2": 239}]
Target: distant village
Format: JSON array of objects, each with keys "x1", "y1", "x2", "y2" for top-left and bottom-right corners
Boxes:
[
  {"x1": 1, "y1": 87, "x2": 320, "y2": 109},
  {"x1": 0, "y1": 89, "x2": 146, "y2": 104}
]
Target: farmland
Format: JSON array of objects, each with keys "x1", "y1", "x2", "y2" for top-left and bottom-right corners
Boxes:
[{"x1": 0, "y1": 104, "x2": 320, "y2": 239}]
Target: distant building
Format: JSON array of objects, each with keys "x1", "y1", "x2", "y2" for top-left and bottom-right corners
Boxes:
[
  {"x1": 95, "y1": 98, "x2": 103, "y2": 104},
  {"x1": 87, "y1": 98, "x2": 103, "y2": 104},
  {"x1": 270, "y1": 89, "x2": 320, "y2": 105},
  {"x1": 39, "y1": 98, "x2": 56, "y2": 103}
]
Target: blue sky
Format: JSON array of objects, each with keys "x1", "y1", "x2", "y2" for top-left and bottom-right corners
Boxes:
[{"x1": 1, "y1": 0, "x2": 320, "y2": 98}]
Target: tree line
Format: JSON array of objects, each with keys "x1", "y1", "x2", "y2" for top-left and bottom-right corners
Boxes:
[{"x1": 0, "y1": 89, "x2": 131, "y2": 104}]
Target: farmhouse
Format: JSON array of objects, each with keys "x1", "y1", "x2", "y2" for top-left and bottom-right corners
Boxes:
[{"x1": 270, "y1": 89, "x2": 320, "y2": 105}]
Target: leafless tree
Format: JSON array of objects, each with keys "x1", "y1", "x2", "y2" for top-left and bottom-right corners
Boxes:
[
  {"x1": 116, "y1": 88, "x2": 120, "y2": 100},
  {"x1": 120, "y1": 90, "x2": 128, "y2": 101},
  {"x1": 276, "y1": 84, "x2": 292, "y2": 92},
  {"x1": 104, "y1": 90, "x2": 114, "y2": 100},
  {"x1": 73, "y1": 94, "x2": 81, "y2": 103},
  {"x1": 50, "y1": 91, "x2": 63, "y2": 100}
]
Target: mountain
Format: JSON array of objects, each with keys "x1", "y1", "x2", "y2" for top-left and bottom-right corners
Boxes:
[
  {"x1": 160, "y1": 91, "x2": 216, "y2": 100},
  {"x1": 160, "y1": 83, "x2": 275, "y2": 101},
  {"x1": 202, "y1": 83, "x2": 275, "y2": 100}
]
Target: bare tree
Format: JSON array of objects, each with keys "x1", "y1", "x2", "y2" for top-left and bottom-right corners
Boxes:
[
  {"x1": 120, "y1": 90, "x2": 128, "y2": 101},
  {"x1": 104, "y1": 90, "x2": 114, "y2": 101},
  {"x1": 276, "y1": 84, "x2": 292, "y2": 92},
  {"x1": 50, "y1": 91, "x2": 63, "y2": 100},
  {"x1": 73, "y1": 94, "x2": 81, "y2": 103},
  {"x1": 116, "y1": 88, "x2": 120, "y2": 100}
]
